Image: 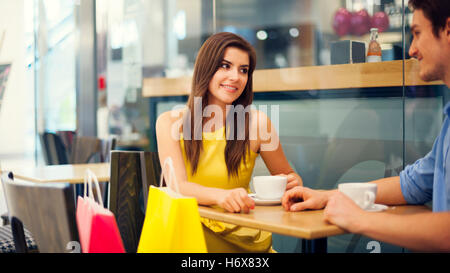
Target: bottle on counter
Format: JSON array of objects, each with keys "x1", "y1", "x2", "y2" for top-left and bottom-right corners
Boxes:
[{"x1": 367, "y1": 28, "x2": 382, "y2": 63}]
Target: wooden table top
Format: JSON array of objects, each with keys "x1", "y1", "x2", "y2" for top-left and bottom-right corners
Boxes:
[
  {"x1": 198, "y1": 204, "x2": 430, "y2": 240},
  {"x1": 3, "y1": 163, "x2": 110, "y2": 184}
]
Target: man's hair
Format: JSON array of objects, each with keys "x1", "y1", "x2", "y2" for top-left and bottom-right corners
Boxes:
[{"x1": 409, "y1": 0, "x2": 450, "y2": 37}]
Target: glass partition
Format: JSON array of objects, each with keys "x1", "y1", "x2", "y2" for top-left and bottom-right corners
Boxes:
[
  {"x1": 29, "y1": 0, "x2": 78, "y2": 165},
  {"x1": 100, "y1": 0, "x2": 448, "y2": 253}
]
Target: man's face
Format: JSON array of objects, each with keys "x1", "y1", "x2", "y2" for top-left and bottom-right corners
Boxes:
[{"x1": 408, "y1": 10, "x2": 449, "y2": 82}]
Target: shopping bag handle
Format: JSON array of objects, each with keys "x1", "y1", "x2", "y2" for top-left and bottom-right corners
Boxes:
[
  {"x1": 159, "y1": 157, "x2": 180, "y2": 194},
  {"x1": 84, "y1": 169, "x2": 104, "y2": 206}
]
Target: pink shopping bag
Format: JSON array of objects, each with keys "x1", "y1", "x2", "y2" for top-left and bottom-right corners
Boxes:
[{"x1": 76, "y1": 169, "x2": 125, "y2": 253}]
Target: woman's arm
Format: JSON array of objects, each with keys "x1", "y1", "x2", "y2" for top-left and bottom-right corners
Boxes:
[
  {"x1": 156, "y1": 110, "x2": 255, "y2": 213},
  {"x1": 252, "y1": 110, "x2": 303, "y2": 189}
]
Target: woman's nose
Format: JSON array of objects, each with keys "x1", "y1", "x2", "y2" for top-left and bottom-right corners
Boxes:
[{"x1": 228, "y1": 68, "x2": 240, "y2": 80}]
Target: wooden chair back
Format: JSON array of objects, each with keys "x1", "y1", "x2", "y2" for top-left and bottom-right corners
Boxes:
[
  {"x1": 40, "y1": 132, "x2": 70, "y2": 165},
  {"x1": 1, "y1": 173, "x2": 79, "y2": 253},
  {"x1": 100, "y1": 137, "x2": 117, "y2": 162},
  {"x1": 71, "y1": 136, "x2": 102, "y2": 164},
  {"x1": 56, "y1": 130, "x2": 77, "y2": 156},
  {"x1": 70, "y1": 135, "x2": 117, "y2": 163},
  {"x1": 109, "y1": 151, "x2": 160, "y2": 253}
]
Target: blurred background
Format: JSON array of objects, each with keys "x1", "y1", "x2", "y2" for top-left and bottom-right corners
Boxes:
[{"x1": 0, "y1": 0, "x2": 447, "y2": 253}]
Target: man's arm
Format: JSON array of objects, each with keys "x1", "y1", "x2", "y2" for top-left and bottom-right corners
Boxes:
[
  {"x1": 359, "y1": 211, "x2": 450, "y2": 252},
  {"x1": 324, "y1": 192, "x2": 450, "y2": 252},
  {"x1": 369, "y1": 176, "x2": 408, "y2": 205},
  {"x1": 282, "y1": 176, "x2": 407, "y2": 211}
]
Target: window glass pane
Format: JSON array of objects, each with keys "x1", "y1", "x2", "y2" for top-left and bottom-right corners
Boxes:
[
  {"x1": 0, "y1": 0, "x2": 35, "y2": 170},
  {"x1": 215, "y1": 0, "x2": 404, "y2": 69},
  {"x1": 98, "y1": 0, "x2": 211, "y2": 149},
  {"x1": 37, "y1": 0, "x2": 76, "y2": 133}
]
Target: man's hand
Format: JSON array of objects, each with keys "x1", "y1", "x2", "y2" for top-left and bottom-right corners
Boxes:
[
  {"x1": 323, "y1": 191, "x2": 365, "y2": 233},
  {"x1": 281, "y1": 186, "x2": 332, "y2": 211}
]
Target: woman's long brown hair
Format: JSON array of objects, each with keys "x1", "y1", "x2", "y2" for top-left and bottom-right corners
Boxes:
[{"x1": 183, "y1": 32, "x2": 256, "y2": 178}]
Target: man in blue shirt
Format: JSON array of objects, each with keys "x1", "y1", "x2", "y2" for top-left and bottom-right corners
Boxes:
[{"x1": 282, "y1": 0, "x2": 450, "y2": 252}]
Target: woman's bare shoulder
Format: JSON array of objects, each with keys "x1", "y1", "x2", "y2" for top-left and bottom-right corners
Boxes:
[
  {"x1": 157, "y1": 108, "x2": 186, "y2": 122},
  {"x1": 156, "y1": 108, "x2": 187, "y2": 130},
  {"x1": 249, "y1": 108, "x2": 271, "y2": 130}
]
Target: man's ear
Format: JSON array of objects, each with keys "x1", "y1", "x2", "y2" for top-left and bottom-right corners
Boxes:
[{"x1": 446, "y1": 17, "x2": 450, "y2": 43}]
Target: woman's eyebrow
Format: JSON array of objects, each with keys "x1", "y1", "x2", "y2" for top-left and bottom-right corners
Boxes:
[{"x1": 222, "y1": 59, "x2": 249, "y2": 67}]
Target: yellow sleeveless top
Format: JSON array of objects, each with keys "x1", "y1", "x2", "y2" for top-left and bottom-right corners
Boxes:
[{"x1": 180, "y1": 126, "x2": 272, "y2": 252}]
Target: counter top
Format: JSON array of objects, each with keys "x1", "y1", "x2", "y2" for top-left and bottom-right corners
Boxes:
[{"x1": 142, "y1": 59, "x2": 443, "y2": 97}]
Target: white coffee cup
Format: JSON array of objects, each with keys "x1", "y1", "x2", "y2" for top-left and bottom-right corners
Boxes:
[
  {"x1": 338, "y1": 183, "x2": 377, "y2": 210},
  {"x1": 253, "y1": 176, "x2": 287, "y2": 200}
]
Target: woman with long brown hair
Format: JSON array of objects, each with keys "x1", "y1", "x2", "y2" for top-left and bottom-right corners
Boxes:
[{"x1": 156, "y1": 32, "x2": 303, "y2": 252}]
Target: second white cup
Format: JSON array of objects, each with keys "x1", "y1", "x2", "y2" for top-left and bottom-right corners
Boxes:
[
  {"x1": 253, "y1": 176, "x2": 287, "y2": 200},
  {"x1": 338, "y1": 183, "x2": 377, "y2": 210}
]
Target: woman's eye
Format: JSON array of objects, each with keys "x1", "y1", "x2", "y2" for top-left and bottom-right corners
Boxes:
[
  {"x1": 241, "y1": 68, "x2": 248, "y2": 74},
  {"x1": 220, "y1": 63, "x2": 230, "y2": 69}
]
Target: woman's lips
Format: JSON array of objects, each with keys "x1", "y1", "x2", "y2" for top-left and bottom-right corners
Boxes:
[{"x1": 221, "y1": 84, "x2": 238, "y2": 92}]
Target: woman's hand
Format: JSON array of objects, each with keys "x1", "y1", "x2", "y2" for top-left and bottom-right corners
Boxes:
[
  {"x1": 216, "y1": 188, "x2": 255, "y2": 213},
  {"x1": 277, "y1": 173, "x2": 303, "y2": 190}
]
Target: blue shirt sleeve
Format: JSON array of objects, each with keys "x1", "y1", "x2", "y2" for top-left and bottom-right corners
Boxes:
[{"x1": 399, "y1": 144, "x2": 436, "y2": 205}]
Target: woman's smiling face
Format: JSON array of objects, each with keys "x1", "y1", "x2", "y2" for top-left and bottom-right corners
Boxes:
[{"x1": 207, "y1": 46, "x2": 250, "y2": 108}]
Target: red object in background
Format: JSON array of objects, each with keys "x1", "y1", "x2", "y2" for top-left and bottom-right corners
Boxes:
[
  {"x1": 98, "y1": 75, "x2": 106, "y2": 90},
  {"x1": 371, "y1": 11, "x2": 390, "y2": 33},
  {"x1": 333, "y1": 7, "x2": 352, "y2": 37},
  {"x1": 351, "y1": 9, "x2": 371, "y2": 36}
]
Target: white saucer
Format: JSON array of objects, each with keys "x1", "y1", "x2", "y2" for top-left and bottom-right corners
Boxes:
[
  {"x1": 365, "y1": 204, "x2": 388, "y2": 212},
  {"x1": 248, "y1": 193, "x2": 281, "y2": 206}
]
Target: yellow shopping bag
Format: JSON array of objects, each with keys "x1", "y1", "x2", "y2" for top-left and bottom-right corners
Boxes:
[{"x1": 137, "y1": 157, "x2": 207, "y2": 253}]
